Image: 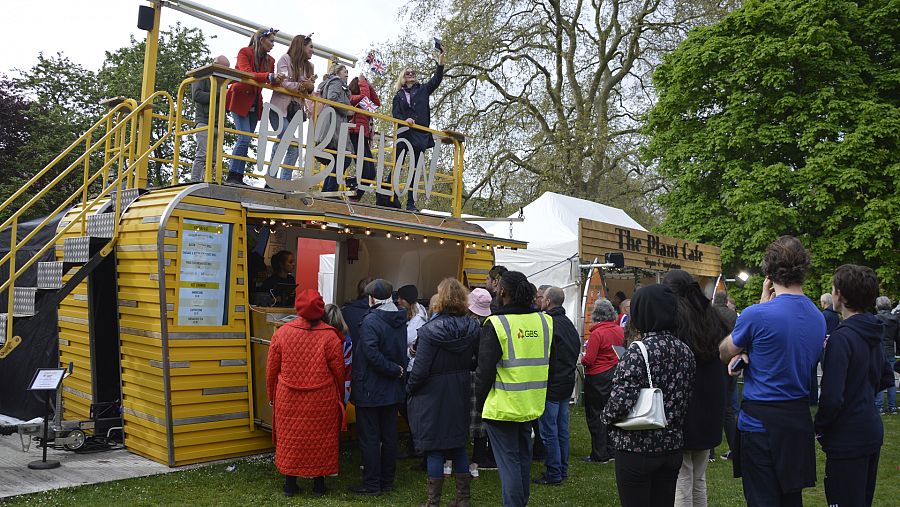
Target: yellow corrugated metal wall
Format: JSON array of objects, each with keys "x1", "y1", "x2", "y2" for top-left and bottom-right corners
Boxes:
[{"x1": 116, "y1": 189, "x2": 270, "y2": 465}]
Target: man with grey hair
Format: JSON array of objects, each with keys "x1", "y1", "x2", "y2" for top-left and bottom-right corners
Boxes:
[
  {"x1": 581, "y1": 297, "x2": 623, "y2": 464},
  {"x1": 875, "y1": 296, "x2": 898, "y2": 414},
  {"x1": 814, "y1": 293, "x2": 842, "y2": 405},
  {"x1": 820, "y1": 293, "x2": 841, "y2": 335},
  {"x1": 533, "y1": 286, "x2": 581, "y2": 485},
  {"x1": 191, "y1": 55, "x2": 230, "y2": 182}
]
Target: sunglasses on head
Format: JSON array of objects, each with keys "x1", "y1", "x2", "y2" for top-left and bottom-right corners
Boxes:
[
  {"x1": 261, "y1": 28, "x2": 279, "y2": 38},
  {"x1": 304, "y1": 33, "x2": 314, "y2": 44}
]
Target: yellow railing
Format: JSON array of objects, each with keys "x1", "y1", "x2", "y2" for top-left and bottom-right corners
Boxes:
[
  {"x1": 0, "y1": 91, "x2": 175, "y2": 351},
  {"x1": 167, "y1": 65, "x2": 465, "y2": 216}
]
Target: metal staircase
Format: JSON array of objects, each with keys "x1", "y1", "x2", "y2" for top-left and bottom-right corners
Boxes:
[{"x1": 0, "y1": 90, "x2": 174, "y2": 359}]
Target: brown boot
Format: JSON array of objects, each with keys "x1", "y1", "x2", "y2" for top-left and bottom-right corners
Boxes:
[
  {"x1": 447, "y1": 472, "x2": 472, "y2": 507},
  {"x1": 420, "y1": 476, "x2": 444, "y2": 507}
]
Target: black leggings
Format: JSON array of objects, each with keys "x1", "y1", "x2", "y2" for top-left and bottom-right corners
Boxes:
[
  {"x1": 613, "y1": 450, "x2": 682, "y2": 507},
  {"x1": 825, "y1": 451, "x2": 880, "y2": 507}
]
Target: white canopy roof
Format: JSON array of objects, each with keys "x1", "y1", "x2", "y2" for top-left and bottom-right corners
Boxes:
[{"x1": 484, "y1": 192, "x2": 646, "y2": 325}]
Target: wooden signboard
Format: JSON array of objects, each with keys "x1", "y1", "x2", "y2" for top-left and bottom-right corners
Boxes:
[{"x1": 579, "y1": 218, "x2": 721, "y2": 278}]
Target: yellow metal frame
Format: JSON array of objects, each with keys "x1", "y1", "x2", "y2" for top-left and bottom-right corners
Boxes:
[
  {"x1": 0, "y1": 91, "x2": 176, "y2": 356},
  {"x1": 165, "y1": 67, "x2": 466, "y2": 215}
]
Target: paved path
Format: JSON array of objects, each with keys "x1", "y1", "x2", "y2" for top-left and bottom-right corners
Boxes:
[{"x1": 0, "y1": 432, "x2": 176, "y2": 499}]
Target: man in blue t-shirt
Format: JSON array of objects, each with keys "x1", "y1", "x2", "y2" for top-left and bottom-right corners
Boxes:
[{"x1": 719, "y1": 236, "x2": 826, "y2": 507}]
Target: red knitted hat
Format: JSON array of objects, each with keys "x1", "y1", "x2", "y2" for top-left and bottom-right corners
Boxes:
[{"x1": 295, "y1": 288, "x2": 325, "y2": 320}]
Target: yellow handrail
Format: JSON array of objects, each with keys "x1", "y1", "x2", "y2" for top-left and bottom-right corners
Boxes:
[
  {"x1": 171, "y1": 66, "x2": 466, "y2": 214},
  {"x1": 1, "y1": 91, "x2": 175, "y2": 347}
]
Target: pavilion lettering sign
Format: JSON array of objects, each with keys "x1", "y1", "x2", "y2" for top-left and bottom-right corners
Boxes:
[
  {"x1": 579, "y1": 218, "x2": 721, "y2": 278},
  {"x1": 257, "y1": 102, "x2": 443, "y2": 197}
]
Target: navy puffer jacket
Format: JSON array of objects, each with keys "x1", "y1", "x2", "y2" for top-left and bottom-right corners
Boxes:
[{"x1": 350, "y1": 303, "x2": 409, "y2": 408}]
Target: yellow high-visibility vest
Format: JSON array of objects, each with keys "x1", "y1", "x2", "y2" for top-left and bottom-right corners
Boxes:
[{"x1": 482, "y1": 312, "x2": 553, "y2": 422}]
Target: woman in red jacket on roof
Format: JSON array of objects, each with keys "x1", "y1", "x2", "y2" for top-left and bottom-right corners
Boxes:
[
  {"x1": 347, "y1": 74, "x2": 381, "y2": 201},
  {"x1": 225, "y1": 28, "x2": 284, "y2": 185},
  {"x1": 266, "y1": 289, "x2": 346, "y2": 497}
]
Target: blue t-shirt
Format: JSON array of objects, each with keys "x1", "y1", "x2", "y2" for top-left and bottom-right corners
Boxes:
[{"x1": 732, "y1": 294, "x2": 826, "y2": 432}]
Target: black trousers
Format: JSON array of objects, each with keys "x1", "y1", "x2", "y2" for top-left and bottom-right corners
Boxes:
[
  {"x1": 740, "y1": 431, "x2": 803, "y2": 507},
  {"x1": 377, "y1": 142, "x2": 422, "y2": 208},
  {"x1": 349, "y1": 131, "x2": 376, "y2": 200},
  {"x1": 584, "y1": 369, "x2": 615, "y2": 460},
  {"x1": 825, "y1": 451, "x2": 880, "y2": 507},
  {"x1": 356, "y1": 404, "x2": 399, "y2": 491},
  {"x1": 613, "y1": 449, "x2": 682, "y2": 507}
]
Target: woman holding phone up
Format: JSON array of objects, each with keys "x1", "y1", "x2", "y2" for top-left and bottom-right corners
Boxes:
[{"x1": 386, "y1": 45, "x2": 445, "y2": 211}]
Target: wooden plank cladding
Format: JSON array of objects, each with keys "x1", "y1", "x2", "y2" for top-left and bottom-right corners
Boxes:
[{"x1": 579, "y1": 218, "x2": 722, "y2": 277}]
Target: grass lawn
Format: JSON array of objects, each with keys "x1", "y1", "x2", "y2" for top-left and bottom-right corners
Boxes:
[{"x1": 5, "y1": 407, "x2": 899, "y2": 506}]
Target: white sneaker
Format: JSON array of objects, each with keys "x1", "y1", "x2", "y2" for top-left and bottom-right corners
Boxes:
[
  {"x1": 443, "y1": 462, "x2": 452, "y2": 476},
  {"x1": 469, "y1": 464, "x2": 479, "y2": 478}
]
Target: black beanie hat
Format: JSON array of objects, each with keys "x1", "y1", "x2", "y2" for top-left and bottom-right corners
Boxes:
[
  {"x1": 396, "y1": 284, "x2": 419, "y2": 304},
  {"x1": 631, "y1": 284, "x2": 678, "y2": 333}
]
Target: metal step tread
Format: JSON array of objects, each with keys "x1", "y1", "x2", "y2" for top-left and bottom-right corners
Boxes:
[
  {"x1": 12, "y1": 287, "x2": 38, "y2": 317},
  {"x1": 37, "y1": 261, "x2": 64, "y2": 289}
]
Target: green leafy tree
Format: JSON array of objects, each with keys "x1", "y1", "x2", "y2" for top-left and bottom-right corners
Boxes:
[
  {"x1": 645, "y1": 0, "x2": 900, "y2": 301},
  {"x1": 98, "y1": 23, "x2": 211, "y2": 186},
  {"x1": 376, "y1": 0, "x2": 738, "y2": 221},
  {"x1": 1, "y1": 54, "x2": 105, "y2": 222}
]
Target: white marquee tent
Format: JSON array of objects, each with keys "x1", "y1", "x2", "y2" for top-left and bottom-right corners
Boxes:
[{"x1": 483, "y1": 192, "x2": 646, "y2": 326}]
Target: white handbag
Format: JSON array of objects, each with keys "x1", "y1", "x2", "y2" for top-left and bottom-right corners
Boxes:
[{"x1": 613, "y1": 340, "x2": 668, "y2": 431}]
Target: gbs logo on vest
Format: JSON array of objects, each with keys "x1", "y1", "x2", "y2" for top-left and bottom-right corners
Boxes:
[{"x1": 516, "y1": 329, "x2": 540, "y2": 340}]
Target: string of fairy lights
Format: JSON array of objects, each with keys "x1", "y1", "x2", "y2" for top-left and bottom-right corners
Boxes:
[{"x1": 252, "y1": 218, "x2": 516, "y2": 251}]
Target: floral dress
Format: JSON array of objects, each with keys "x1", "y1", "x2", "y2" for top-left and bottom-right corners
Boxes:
[{"x1": 601, "y1": 331, "x2": 696, "y2": 453}]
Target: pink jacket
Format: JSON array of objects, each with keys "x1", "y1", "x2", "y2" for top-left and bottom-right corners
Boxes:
[{"x1": 270, "y1": 54, "x2": 314, "y2": 116}]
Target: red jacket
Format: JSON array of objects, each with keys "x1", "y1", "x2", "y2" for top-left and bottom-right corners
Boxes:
[
  {"x1": 266, "y1": 317, "x2": 345, "y2": 477},
  {"x1": 225, "y1": 47, "x2": 275, "y2": 117},
  {"x1": 349, "y1": 76, "x2": 381, "y2": 138},
  {"x1": 582, "y1": 321, "x2": 624, "y2": 375}
]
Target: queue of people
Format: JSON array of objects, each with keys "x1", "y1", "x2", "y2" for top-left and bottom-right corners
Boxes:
[
  {"x1": 189, "y1": 27, "x2": 446, "y2": 212},
  {"x1": 263, "y1": 236, "x2": 896, "y2": 506}
]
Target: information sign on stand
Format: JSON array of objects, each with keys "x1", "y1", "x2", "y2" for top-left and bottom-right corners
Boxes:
[{"x1": 27, "y1": 368, "x2": 67, "y2": 470}]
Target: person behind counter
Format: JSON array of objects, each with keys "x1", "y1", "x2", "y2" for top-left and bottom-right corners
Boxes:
[
  {"x1": 266, "y1": 289, "x2": 346, "y2": 497},
  {"x1": 260, "y1": 250, "x2": 296, "y2": 306}
]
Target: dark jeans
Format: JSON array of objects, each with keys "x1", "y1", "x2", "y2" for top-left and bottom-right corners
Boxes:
[
  {"x1": 613, "y1": 449, "x2": 682, "y2": 507},
  {"x1": 472, "y1": 435, "x2": 492, "y2": 465},
  {"x1": 426, "y1": 447, "x2": 469, "y2": 478},
  {"x1": 713, "y1": 374, "x2": 739, "y2": 459},
  {"x1": 584, "y1": 369, "x2": 615, "y2": 460},
  {"x1": 538, "y1": 399, "x2": 570, "y2": 481},
  {"x1": 378, "y1": 142, "x2": 422, "y2": 208},
  {"x1": 228, "y1": 110, "x2": 259, "y2": 176},
  {"x1": 485, "y1": 420, "x2": 533, "y2": 507},
  {"x1": 349, "y1": 131, "x2": 376, "y2": 199},
  {"x1": 824, "y1": 451, "x2": 880, "y2": 507},
  {"x1": 356, "y1": 404, "x2": 399, "y2": 491},
  {"x1": 320, "y1": 156, "x2": 349, "y2": 193},
  {"x1": 740, "y1": 431, "x2": 803, "y2": 507}
]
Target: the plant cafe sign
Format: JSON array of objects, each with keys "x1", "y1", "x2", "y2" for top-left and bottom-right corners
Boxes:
[{"x1": 579, "y1": 218, "x2": 721, "y2": 278}]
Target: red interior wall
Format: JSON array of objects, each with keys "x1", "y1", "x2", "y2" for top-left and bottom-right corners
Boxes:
[{"x1": 295, "y1": 238, "x2": 335, "y2": 291}]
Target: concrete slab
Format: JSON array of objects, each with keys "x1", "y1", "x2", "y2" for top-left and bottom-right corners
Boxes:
[{"x1": 0, "y1": 433, "x2": 175, "y2": 499}]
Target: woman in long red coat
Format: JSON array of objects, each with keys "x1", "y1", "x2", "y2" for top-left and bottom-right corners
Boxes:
[{"x1": 267, "y1": 289, "x2": 345, "y2": 497}]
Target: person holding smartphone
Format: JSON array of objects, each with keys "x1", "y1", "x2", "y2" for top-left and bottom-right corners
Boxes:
[
  {"x1": 718, "y1": 236, "x2": 826, "y2": 507},
  {"x1": 385, "y1": 43, "x2": 445, "y2": 211}
]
